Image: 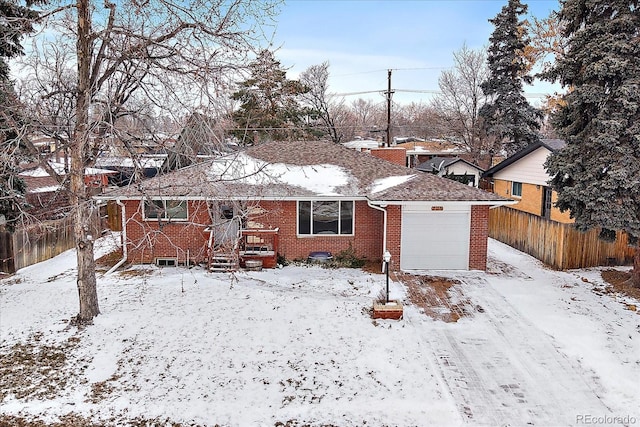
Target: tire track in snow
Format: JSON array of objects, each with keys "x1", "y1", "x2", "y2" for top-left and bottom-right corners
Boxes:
[{"x1": 417, "y1": 273, "x2": 613, "y2": 426}]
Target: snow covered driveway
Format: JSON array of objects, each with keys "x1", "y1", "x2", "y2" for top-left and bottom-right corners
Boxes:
[
  {"x1": 401, "y1": 239, "x2": 639, "y2": 426},
  {"x1": 408, "y1": 274, "x2": 611, "y2": 426},
  {"x1": 0, "y1": 236, "x2": 639, "y2": 426}
]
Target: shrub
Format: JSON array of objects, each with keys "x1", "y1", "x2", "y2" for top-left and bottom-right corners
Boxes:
[
  {"x1": 324, "y1": 245, "x2": 367, "y2": 269},
  {"x1": 277, "y1": 253, "x2": 290, "y2": 267}
]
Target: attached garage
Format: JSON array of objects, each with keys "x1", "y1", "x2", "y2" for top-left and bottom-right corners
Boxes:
[{"x1": 400, "y1": 204, "x2": 471, "y2": 270}]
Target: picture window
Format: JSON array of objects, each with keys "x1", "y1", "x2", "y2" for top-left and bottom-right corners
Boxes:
[{"x1": 298, "y1": 201, "x2": 354, "y2": 235}]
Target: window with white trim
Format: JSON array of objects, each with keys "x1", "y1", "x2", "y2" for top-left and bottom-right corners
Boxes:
[
  {"x1": 298, "y1": 201, "x2": 354, "y2": 235},
  {"x1": 144, "y1": 199, "x2": 188, "y2": 221},
  {"x1": 511, "y1": 181, "x2": 523, "y2": 198}
]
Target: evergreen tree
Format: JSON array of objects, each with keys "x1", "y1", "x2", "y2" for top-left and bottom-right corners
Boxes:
[
  {"x1": 1, "y1": 0, "x2": 42, "y2": 230},
  {"x1": 0, "y1": 83, "x2": 31, "y2": 231},
  {"x1": 0, "y1": 0, "x2": 41, "y2": 80},
  {"x1": 232, "y1": 50, "x2": 312, "y2": 144},
  {"x1": 544, "y1": 0, "x2": 640, "y2": 286},
  {"x1": 480, "y1": 0, "x2": 542, "y2": 155}
]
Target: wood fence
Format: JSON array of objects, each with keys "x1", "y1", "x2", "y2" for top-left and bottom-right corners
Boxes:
[
  {"x1": 0, "y1": 210, "x2": 100, "y2": 274},
  {"x1": 489, "y1": 206, "x2": 635, "y2": 270}
]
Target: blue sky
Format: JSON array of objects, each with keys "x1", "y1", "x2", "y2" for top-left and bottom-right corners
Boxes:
[{"x1": 271, "y1": 0, "x2": 560, "y2": 106}]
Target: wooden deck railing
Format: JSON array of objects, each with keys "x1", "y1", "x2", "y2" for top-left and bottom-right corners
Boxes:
[{"x1": 239, "y1": 228, "x2": 279, "y2": 268}]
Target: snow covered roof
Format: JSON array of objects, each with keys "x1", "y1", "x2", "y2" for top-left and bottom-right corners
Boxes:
[
  {"x1": 20, "y1": 174, "x2": 63, "y2": 194},
  {"x1": 19, "y1": 162, "x2": 117, "y2": 177},
  {"x1": 342, "y1": 139, "x2": 382, "y2": 150},
  {"x1": 95, "y1": 156, "x2": 166, "y2": 169},
  {"x1": 396, "y1": 140, "x2": 467, "y2": 155},
  {"x1": 100, "y1": 140, "x2": 507, "y2": 203}
]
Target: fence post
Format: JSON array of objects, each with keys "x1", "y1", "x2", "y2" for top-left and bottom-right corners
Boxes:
[{"x1": 0, "y1": 231, "x2": 16, "y2": 274}]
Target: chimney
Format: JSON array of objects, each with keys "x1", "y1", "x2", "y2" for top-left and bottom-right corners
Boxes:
[{"x1": 369, "y1": 147, "x2": 407, "y2": 167}]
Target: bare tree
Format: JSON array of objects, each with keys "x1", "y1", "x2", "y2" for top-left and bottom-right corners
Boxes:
[
  {"x1": 432, "y1": 44, "x2": 493, "y2": 161},
  {"x1": 525, "y1": 13, "x2": 569, "y2": 140},
  {"x1": 21, "y1": 0, "x2": 281, "y2": 324},
  {"x1": 299, "y1": 61, "x2": 346, "y2": 143},
  {"x1": 349, "y1": 98, "x2": 386, "y2": 139},
  {"x1": 524, "y1": 13, "x2": 568, "y2": 75},
  {"x1": 394, "y1": 102, "x2": 443, "y2": 141},
  {"x1": 17, "y1": 41, "x2": 76, "y2": 164}
]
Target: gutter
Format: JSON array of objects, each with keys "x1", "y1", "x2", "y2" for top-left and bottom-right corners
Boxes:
[
  {"x1": 106, "y1": 198, "x2": 127, "y2": 275},
  {"x1": 366, "y1": 199, "x2": 516, "y2": 207},
  {"x1": 367, "y1": 200, "x2": 388, "y2": 271}
]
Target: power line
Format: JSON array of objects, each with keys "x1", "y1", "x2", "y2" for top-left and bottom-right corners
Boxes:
[
  {"x1": 331, "y1": 90, "x2": 386, "y2": 97},
  {"x1": 333, "y1": 66, "x2": 450, "y2": 77},
  {"x1": 333, "y1": 88, "x2": 550, "y2": 99},
  {"x1": 395, "y1": 89, "x2": 441, "y2": 94}
]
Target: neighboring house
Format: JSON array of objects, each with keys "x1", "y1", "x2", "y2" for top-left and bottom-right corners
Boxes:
[
  {"x1": 416, "y1": 157, "x2": 485, "y2": 187},
  {"x1": 396, "y1": 140, "x2": 468, "y2": 168},
  {"x1": 95, "y1": 155, "x2": 166, "y2": 186},
  {"x1": 342, "y1": 139, "x2": 382, "y2": 152},
  {"x1": 482, "y1": 139, "x2": 571, "y2": 223},
  {"x1": 19, "y1": 173, "x2": 68, "y2": 221},
  {"x1": 19, "y1": 162, "x2": 117, "y2": 220},
  {"x1": 99, "y1": 140, "x2": 512, "y2": 271},
  {"x1": 161, "y1": 113, "x2": 233, "y2": 173},
  {"x1": 393, "y1": 136, "x2": 425, "y2": 144}
]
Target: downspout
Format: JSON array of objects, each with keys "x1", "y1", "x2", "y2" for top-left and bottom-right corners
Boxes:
[
  {"x1": 367, "y1": 200, "x2": 388, "y2": 271},
  {"x1": 106, "y1": 198, "x2": 127, "y2": 275}
]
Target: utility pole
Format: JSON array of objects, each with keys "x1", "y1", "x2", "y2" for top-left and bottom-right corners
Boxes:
[{"x1": 385, "y1": 69, "x2": 394, "y2": 147}]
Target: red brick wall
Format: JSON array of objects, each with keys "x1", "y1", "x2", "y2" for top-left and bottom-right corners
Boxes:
[
  {"x1": 122, "y1": 198, "x2": 490, "y2": 271},
  {"x1": 469, "y1": 205, "x2": 489, "y2": 270},
  {"x1": 123, "y1": 199, "x2": 385, "y2": 265},
  {"x1": 370, "y1": 147, "x2": 407, "y2": 167},
  {"x1": 257, "y1": 200, "x2": 384, "y2": 262},
  {"x1": 124, "y1": 200, "x2": 211, "y2": 265}
]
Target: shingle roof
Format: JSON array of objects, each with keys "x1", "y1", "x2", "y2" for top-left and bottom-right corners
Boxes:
[
  {"x1": 100, "y1": 140, "x2": 507, "y2": 203},
  {"x1": 415, "y1": 156, "x2": 484, "y2": 173},
  {"x1": 417, "y1": 156, "x2": 457, "y2": 171},
  {"x1": 21, "y1": 175, "x2": 62, "y2": 194},
  {"x1": 396, "y1": 140, "x2": 467, "y2": 155}
]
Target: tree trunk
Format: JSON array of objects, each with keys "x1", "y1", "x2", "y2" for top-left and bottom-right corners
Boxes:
[
  {"x1": 633, "y1": 246, "x2": 640, "y2": 288},
  {"x1": 72, "y1": 0, "x2": 100, "y2": 324}
]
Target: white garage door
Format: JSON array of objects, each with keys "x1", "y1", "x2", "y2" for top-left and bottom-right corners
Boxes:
[{"x1": 400, "y1": 205, "x2": 471, "y2": 270}]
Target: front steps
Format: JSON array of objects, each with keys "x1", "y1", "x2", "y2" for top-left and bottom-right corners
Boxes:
[{"x1": 208, "y1": 252, "x2": 239, "y2": 272}]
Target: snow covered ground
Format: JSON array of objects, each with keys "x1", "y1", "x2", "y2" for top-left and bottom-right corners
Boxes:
[{"x1": 1, "y1": 234, "x2": 639, "y2": 426}]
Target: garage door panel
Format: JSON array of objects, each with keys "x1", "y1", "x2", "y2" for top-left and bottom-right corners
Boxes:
[
  {"x1": 400, "y1": 207, "x2": 470, "y2": 270},
  {"x1": 417, "y1": 240, "x2": 467, "y2": 252},
  {"x1": 402, "y1": 253, "x2": 466, "y2": 268}
]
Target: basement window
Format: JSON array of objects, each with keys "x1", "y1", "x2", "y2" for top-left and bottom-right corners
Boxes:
[{"x1": 155, "y1": 258, "x2": 177, "y2": 267}]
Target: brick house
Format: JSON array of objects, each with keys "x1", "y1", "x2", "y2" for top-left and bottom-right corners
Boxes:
[
  {"x1": 481, "y1": 139, "x2": 571, "y2": 223},
  {"x1": 19, "y1": 162, "x2": 116, "y2": 221},
  {"x1": 99, "y1": 140, "x2": 511, "y2": 271}
]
